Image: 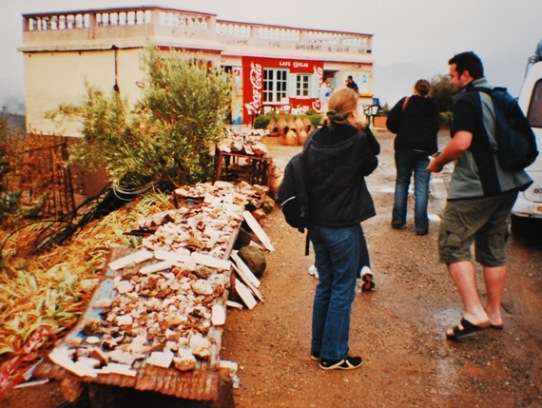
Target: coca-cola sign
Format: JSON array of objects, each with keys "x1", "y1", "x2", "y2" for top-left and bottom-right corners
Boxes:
[{"x1": 248, "y1": 62, "x2": 263, "y2": 113}]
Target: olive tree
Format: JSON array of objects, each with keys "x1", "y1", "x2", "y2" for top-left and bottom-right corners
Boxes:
[{"x1": 47, "y1": 48, "x2": 232, "y2": 189}]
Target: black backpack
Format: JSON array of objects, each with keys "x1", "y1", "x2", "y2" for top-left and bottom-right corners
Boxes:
[
  {"x1": 477, "y1": 87, "x2": 539, "y2": 171},
  {"x1": 277, "y1": 152, "x2": 310, "y2": 232}
]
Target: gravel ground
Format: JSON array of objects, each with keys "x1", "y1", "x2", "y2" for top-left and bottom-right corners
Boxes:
[
  {"x1": 5, "y1": 129, "x2": 541, "y2": 408},
  {"x1": 222, "y1": 129, "x2": 542, "y2": 408}
]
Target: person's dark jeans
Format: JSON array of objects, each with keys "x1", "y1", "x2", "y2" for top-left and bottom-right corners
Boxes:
[
  {"x1": 310, "y1": 225, "x2": 362, "y2": 361},
  {"x1": 392, "y1": 150, "x2": 431, "y2": 233}
]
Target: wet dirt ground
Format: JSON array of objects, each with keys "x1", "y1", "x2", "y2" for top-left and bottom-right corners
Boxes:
[
  {"x1": 222, "y1": 129, "x2": 542, "y2": 408},
  {"x1": 5, "y1": 130, "x2": 541, "y2": 408}
]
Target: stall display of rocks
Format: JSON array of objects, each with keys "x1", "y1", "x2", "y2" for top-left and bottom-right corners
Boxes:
[
  {"x1": 47, "y1": 181, "x2": 271, "y2": 380},
  {"x1": 217, "y1": 127, "x2": 269, "y2": 157}
]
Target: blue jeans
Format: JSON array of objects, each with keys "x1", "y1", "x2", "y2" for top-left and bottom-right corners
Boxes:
[
  {"x1": 310, "y1": 225, "x2": 362, "y2": 361},
  {"x1": 392, "y1": 151, "x2": 431, "y2": 233}
]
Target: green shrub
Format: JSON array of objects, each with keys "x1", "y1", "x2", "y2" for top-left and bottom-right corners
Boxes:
[
  {"x1": 47, "y1": 48, "x2": 232, "y2": 189},
  {"x1": 439, "y1": 111, "x2": 452, "y2": 127},
  {"x1": 254, "y1": 114, "x2": 271, "y2": 129},
  {"x1": 431, "y1": 75, "x2": 457, "y2": 113},
  {"x1": 307, "y1": 114, "x2": 323, "y2": 127}
]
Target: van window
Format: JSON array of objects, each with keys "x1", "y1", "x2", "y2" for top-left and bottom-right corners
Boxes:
[{"x1": 527, "y1": 79, "x2": 542, "y2": 128}]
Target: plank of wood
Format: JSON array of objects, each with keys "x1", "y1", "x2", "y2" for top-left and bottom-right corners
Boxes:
[
  {"x1": 139, "y1": 260, "x2": 173, "y2": 274},
  {"x1": 191, "y1": 252, "x2": 231, "y2": 270},
  {"x1": 49, "y1": 345, "x2": 98, "y2": 378},
  {"x1": 226, "y1": 300, "x2": 243, "y2": 310},
  {"x1": 233, "y1": 278, "x2": 257, "y2": 310},
  {"x1": 154, "y1": 249, "x2": 195, "y2": 269},
  {"x1": 108, "y1": 249, "x2": 153, "y2": 271},
  {"x1": 231, "y1": 262, "x2": 264, "y2": 303},
  {"x1": 242, "y1": 211, "x2": 275, "y2": 251},
  {"x1": 211, "y1": 304, "x2": 226, "y2": 326},
  {"x1": 230, "y1": 250, "x2": 261, "y2": 288}
]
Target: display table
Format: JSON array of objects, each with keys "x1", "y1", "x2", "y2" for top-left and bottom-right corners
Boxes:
[{"x1": 214, "y1": 149, "x2": 271, "y2": 186}]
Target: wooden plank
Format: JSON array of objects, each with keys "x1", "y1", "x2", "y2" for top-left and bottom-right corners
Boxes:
[
  {"x1": 242, "y1": 211, "x2": 275, "y2": 251},
  {"x1": 108, "y1": 249, "x2": 153, "y2": 271},
  {"x1": 211, "y1": 304, "x2": 226, "y2": 326},
  {"x1": 230, "y1": 251, "x2": 261, "y2": 288},
  {"x1": 139, "y1": 260, "x2": 173, "y2": 274},
  {"x1": 226, "y1": 300, "x2": 243, "y2": 310},
  {"x1": 230, "y1": 263, "x2": 264, "y2": 303},
  {"x1": 191, "y1": 252, "x2": 231, "y2": 270},
  {"x1": 233, "y1": 278, "x2": 257, "y2": 310}
]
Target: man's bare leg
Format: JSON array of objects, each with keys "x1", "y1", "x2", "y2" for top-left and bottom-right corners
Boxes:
[
  {"x1": 483, "y1": 265, "x2": 507, "y2": 326},
  {"x1": 448, "y1": 261, "x2": 489, "y2": 324}
]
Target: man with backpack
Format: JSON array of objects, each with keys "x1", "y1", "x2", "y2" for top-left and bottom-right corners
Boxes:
[{"x1": 427, "y1": 51, "x2": 535, "y2": 340}]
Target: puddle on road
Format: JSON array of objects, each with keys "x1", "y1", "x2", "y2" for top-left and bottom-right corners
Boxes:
[
  {"x1": 432, "y1": 308, "x2": 460, "y2": 327},
  {"x1": 435, "y1": 358, "x2": 459, "y2": 396},
  {"x1": 432, "y1": 308, "x2": 461, "y2": 395}
]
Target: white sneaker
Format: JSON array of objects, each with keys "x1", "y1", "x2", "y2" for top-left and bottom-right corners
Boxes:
[
  {"x1": 359, "y1": 267, "x2": 376, "y2": 292},
  {"x1": 360, "y1": 266, "x2": 373, "y2": 278},
  {"x1": 308, "y1": 265, "x2": 319, "y2": 279}
]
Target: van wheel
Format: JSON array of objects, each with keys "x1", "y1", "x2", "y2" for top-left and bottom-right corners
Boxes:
[
  {"x1": 511, "y1": 215, "x2": 528, "y2": 236},
  {"x1": 511, "y1": 214, "x2": 541, "y2": 239}
]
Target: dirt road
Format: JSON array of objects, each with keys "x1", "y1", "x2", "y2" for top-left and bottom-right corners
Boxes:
[
  {"x1": 4, "y1": 129, "x2": 541, "y2": 408},
  {"x1": 222, "y1": 129, "x2": 542, "y2": 408}
]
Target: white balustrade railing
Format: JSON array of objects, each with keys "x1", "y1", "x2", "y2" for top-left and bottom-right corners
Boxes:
[
  {"x1": 23, "y1": 7, "x2": 372, "y2": 55},
  {"x1": 216, "y1": 21, "x2": 371, "y2": 54}
]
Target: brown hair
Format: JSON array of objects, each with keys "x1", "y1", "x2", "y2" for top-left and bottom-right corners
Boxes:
[
  {"x1": 414, "y1": 79, "x2": 431, "y2": 96},
  {"x1": 322, "y1": 88, "x2": 359, "y2": 126}
]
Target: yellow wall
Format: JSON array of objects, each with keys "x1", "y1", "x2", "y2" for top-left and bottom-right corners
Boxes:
[{"x1": 24, "y1": 48, "x2": 145, "y2": 137}]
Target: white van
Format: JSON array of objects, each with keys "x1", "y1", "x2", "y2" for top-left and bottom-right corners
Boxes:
[{"x1": 511, "y1": 40, "x2": 542, "y2": 233}]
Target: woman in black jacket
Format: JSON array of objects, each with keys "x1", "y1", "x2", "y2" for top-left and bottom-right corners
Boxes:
[
  {"x1": 304, "y1": 88, "x2": 378, "y2": 370},
  {"x1": 387, "y1": 79, "x2": 439, "y2": 235}
]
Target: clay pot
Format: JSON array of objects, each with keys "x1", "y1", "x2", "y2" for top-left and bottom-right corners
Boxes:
[
  {"x1": 267, "y1": 118, "x2": 277, "y2": 134},
  {"x1": 303, "y1": 117, "x2": 314, "y2": 133},
  {"x1": 297, "y1": 129, "x2": 308, "y2": 145},
  {"x1": 285, "y1": 129, "x2": 298, "y2": 146},
  {"x1": 276, "y1": 117, "x2": 287, "y2": 136},
  {"x1": 287, "y1": 119, "x2": 296, "y2": 133}
]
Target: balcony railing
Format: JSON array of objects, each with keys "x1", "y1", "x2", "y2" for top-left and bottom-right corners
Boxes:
[
  {"x1": 22, "y1": 6, "x2": 372, "y2": 56},
  {"x1": 216, "y1": 20, "x2": 372, "y2": 54}
]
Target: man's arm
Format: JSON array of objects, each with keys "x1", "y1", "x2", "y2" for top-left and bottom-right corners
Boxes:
[{"x1": 427, "y1": 131, "x2": 472, "y2": 173}]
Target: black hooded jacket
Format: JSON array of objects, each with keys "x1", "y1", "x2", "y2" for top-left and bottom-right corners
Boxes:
[
  {"x1": 304, "y1": 124, "x2": 378, "y2": 227},
  {"x1": 386, "y1": 95, "x2": 439, "y2": 154}
]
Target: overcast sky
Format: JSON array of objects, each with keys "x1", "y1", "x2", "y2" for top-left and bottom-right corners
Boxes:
[{"x1": 1, "y1": 0, "x2": 541, "y2": 113}]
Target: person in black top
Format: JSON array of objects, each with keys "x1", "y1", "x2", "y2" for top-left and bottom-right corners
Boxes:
[
  {"x1": 345, "y1": 75, "x2": 359, "y2": 93},
  {"x1": 304, "y1": 88, "x2": 378, "y2": 370},
  {"x1": 386, "y1": 79, "x2": 439, "y2": 235}
]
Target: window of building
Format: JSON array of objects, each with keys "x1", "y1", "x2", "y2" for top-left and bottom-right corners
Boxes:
[
  {"x1": 264, "y1": 69, "x2": 288, "y2": 103},
  {"x1": 527, "y1": 79, "x2": 542, "y2": 128},
  {"x1": 296, "y1": 74, "x2": 310, "y2": 97}
]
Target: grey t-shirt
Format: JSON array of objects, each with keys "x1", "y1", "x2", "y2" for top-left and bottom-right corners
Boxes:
[{"x1": 448, "y1": 78, "x2": 531, "y2": 200}]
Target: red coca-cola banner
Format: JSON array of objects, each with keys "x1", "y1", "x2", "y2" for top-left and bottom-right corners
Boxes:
[{"x1": 242, "y1": 56, "x2": 323, "y2": 123}]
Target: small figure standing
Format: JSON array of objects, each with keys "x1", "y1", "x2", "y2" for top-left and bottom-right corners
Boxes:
[
  {"x1": 387, "y1": 79, "x2": 439, "y2": 235},
  {"x1": 345, "y1": 75, "x2": 359, "y2": 93},
  {"x1": 319, "y1": 77, "x2": 332, "y2": 113}
]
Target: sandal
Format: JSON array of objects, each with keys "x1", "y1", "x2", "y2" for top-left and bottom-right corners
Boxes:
[{"x1": 446, "y1": 318, "x2": 489, "y2": 341}]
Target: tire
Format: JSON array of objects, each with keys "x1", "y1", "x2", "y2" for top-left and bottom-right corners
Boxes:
[
  {"x1": 511, "y1": 214, "x2": 532, "y2": 236},
  {"x1": 511, "y1": 214, "x2": 542, "y2": 240}
]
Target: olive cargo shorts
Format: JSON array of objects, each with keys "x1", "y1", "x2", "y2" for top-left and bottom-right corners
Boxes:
[{"x1": 438, "y1": 191, "x2": 518, "y2": 267}]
